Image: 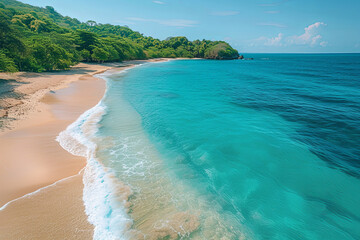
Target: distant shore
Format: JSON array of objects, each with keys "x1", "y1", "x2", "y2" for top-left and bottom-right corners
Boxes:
[{"x1": 0, "y1": 58, "x2": 172, "y2": 239}]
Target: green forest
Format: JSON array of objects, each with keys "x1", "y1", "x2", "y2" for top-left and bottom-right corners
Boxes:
[{"x1": 0, "y1": 0, "x2": 240, "y2": 73}]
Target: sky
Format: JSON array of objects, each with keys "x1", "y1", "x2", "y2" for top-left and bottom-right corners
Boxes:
[{"x1": 19, "y1": 0, "x2": 360, "y2": 53}]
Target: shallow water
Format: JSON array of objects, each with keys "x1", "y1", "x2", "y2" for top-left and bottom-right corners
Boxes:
[{"x1": 65, "y1": 54, "x2": 360, "y2": 239}]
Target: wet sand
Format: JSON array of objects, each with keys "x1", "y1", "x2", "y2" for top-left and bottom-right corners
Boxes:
[{"x1": 0, "y1": 174, "x2": 93, "y2": 239}]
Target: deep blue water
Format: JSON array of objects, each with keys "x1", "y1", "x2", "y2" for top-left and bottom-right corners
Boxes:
[{"x1": 96, "y1": 54, "x2": 360, "y2": 239}]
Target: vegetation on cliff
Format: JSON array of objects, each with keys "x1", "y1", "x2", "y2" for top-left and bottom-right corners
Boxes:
[
  {"x1": 204, "y1": 43, "x2": 240, "y2": 60},
  {"x1": 0, "y1": 0, "x2": 239, "y2": 72}
]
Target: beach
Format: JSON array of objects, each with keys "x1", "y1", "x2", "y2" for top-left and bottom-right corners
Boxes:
[
  {"x1": 0, "y1": 61, "x2": 137, "y2": 239},
  {"x1": 1, "y1": 55, "x2": 359, "y2": 240},
  {"x1": 0, "y1": 59, "x2": 172, "y2": 239},
  {"x1": 0, "y1": 63, "x2": 111, "y2": 239}
]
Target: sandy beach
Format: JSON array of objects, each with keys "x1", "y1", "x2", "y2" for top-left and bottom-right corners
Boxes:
[
  {"x1": 0, "y1": 59, "x2": 171, "y2": 239},
  {"x1": 0, "y1": 63, "x2": 111, "y2": 239}
]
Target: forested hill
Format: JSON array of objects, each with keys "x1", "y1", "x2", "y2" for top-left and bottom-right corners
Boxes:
[{"x1": 0, "y1": 0, "x2": 240, "y2": 72}]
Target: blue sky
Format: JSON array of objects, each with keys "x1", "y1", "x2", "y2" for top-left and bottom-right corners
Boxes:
[{"x1": 20, "y1": 0, "x2": 360, "y2": 53}]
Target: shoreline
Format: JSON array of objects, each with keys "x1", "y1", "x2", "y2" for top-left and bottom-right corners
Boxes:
[
  {"x1": 0, "y1": 58, "x2": 174, "y2": 239},
  {"x1": 0, "y1": 59, "x2": 176, "y2": 132},
  {"x1": 0, "y1": 63, "x2": 112, "y2": 207}
]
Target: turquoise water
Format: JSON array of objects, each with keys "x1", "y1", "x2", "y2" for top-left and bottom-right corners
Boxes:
[{"x1": 90, "y1": 55, "x2": 360, "y2": 239}]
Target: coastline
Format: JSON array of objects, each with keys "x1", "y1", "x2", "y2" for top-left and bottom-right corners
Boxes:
[
  {"x1": 0, "y1": 63, "x2": 112, "y2": 206},
  {"x1": 0, "y1": 59, "x2": 171, "y2": 239},
  {"x1": 0, "y1": 62, "x2": 111, "y2": 239}
]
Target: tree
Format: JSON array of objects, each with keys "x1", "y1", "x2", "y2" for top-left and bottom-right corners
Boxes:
[
  {"x1": 80, "y1": 49, "x2": 91, "y2": 62},
  {"x1": 32, "y1": 41, "x2": 73, "y2": 71},
  {"x1": 11, "y1": 14, "x2": 35, "y2": 27},
  {"x1": 204, "y1": 42, "x2": 239, "y2": 60},
  {"x1": 91, "y1": 47, "x2": 109, "y2": 63},
  {"x1": 0, "y1": 51, "x2": 18, "y2": 72},
  {"x1": 29, "y1": 19, "x2": 47, "y2": 32},
  {"x1": 0, "y1": 11, "x2": 25, "y2": 66},
  {"x1": 86, "y1": 20, "x2": 97, "y2": 26},
  {"x1": 45, "y1": 6, "x2": 56, "y2": 13},
  {"x1": 76, "y1": 30, "x2": 98, "y2": 51}
]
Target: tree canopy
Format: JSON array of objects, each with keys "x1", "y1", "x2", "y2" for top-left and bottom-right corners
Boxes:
[{"x1": 0, "y1": 0, "x2": 239, "y2": 72}]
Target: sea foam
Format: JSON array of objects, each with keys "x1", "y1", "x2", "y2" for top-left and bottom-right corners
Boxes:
[{"x1": 56, "y1": 73, "x2": 135, "y2": 240}]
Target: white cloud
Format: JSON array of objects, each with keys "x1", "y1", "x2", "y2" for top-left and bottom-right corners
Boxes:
[
  {"x1": 255, "y1": 33, "x2": 284, "y2": 46},
  {"x1": 153, "y1": 1, "x2": 165, "y2": 4},
  {"x1": 320, "y1": 41, "x2": 328, "y2": 47},
  {"x1": 127, "y1": 17, "x2": 197, "y2": 27},
  {"x1": 258, "y1": 22, "x2": 286, "y2": 28},
  {"x1": 288, "y1": 22, "x2": 326, "y2": 46},
  {"x1": 253, "y1": 22, "x2": 327, "y2": 47},
  {"x1": 211, "y1": 11, "x2": 239, "y2": 16}
]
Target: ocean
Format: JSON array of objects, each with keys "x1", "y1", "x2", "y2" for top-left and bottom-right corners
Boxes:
[{"x1": 58, "y1": 54, "x2": 360, "y2": 239}]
